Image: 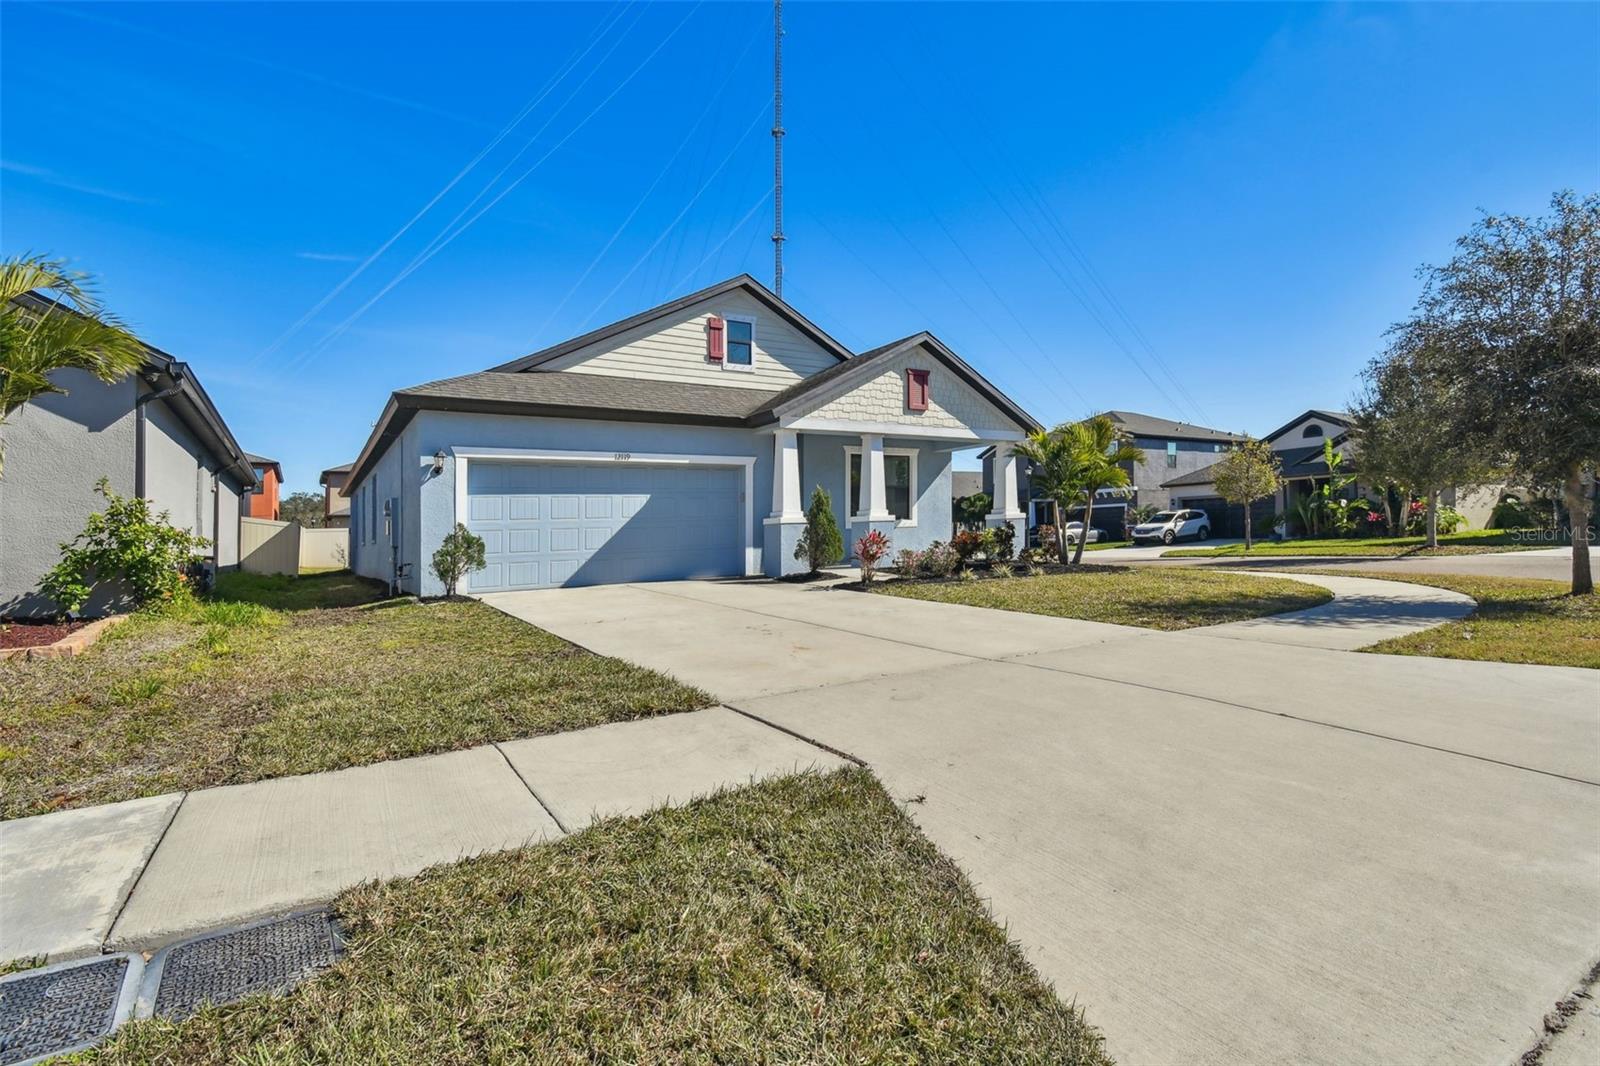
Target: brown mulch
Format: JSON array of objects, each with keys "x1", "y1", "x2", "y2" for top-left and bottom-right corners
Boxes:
[{"x1": 0, "y1": 619, "x2": 88, "y2": 650}]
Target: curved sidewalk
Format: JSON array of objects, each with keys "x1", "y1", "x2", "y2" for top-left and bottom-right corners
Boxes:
[{"x1": 1185, "y1": 570, "x2": 1476, "y2": 650}]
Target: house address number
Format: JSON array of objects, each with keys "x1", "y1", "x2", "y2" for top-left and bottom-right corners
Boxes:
[{"x1": 613, "y1": 452, "x2": 632, "y2": 461}]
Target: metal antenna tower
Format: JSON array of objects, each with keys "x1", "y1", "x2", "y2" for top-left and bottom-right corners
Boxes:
[{"x1": 772, "y1": 0, "x2": 786, "y2": 296}]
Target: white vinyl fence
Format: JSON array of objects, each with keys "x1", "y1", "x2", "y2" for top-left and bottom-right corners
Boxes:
[{"x1": 239, "y1": 518, "x2": 349, "y2": 575}]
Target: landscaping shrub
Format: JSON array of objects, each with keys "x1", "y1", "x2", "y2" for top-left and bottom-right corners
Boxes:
[
  {"x1": 892, "y1": 548, "x2": 925, "y2": 575},
  {"x1": 922, "y1": 541, "x2": 959, "y2": 577},
  {"x1": 952, "y1": 529, "x2": 988, "y2": 568},
  {"x1": 1489, "y1": 497, "x2": 1534, "y2": 530},
  {"x1": 855, "y1": 529, "x2": 891, "y2": 586},
  {"x1": 794, "y1": 486, "x2": 844, "y2": 574},
  {"x1": 432, "y1": 523, "x2": 486, "y2": 597},
  {"x1": 40, "y1": 479, "x2": 209, "y2": 615},
  {"x1": 990, "y1": 522, "x2": 1016, "y2": 561}
]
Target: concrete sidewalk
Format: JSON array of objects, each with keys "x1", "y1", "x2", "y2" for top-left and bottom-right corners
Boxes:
[{"x1": 1, "y1": 707, "x2": 847, "y2": 960}]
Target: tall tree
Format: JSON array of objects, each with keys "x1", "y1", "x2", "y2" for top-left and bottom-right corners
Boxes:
[
  {"x1": 1211, "y1": 439, "x2": 1283, "y2": 550},
  {"x1": 1395, "y1": 191, "x2": 1599, "y2": 592},
  {"x1": 1, "y1": 256, "x2": 146, "y2": 476},
  {"x1": 1012, "y1": 426, "x2": 1088, "y2": 563},
  {"x1": 1352, "y1": 347, "x2": 1495, "y2": 547},
  {"x1": 280, "y1": 491, "x2": 326, "y2": 528},
  {"x1": 1064, "y1": 415, "x2": 1145, "y2": 564}
]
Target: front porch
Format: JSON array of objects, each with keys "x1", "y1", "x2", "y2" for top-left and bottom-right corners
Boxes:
[{"x1": 762, "y1": 428, "x2": 1028, "y2": 575}]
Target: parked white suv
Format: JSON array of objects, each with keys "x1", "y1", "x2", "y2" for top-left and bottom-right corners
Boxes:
[{"x1": 1131, "y1": 509, "x2": 1211, "y2": 544}]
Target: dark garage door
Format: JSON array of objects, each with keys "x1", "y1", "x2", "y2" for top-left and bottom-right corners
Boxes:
[
  {"x1": 464, "y1": 461, "x2": 743, "y2": 592},
  {"x1": 1176, "y1": 496, "x2": 1277, "y2": 539}
]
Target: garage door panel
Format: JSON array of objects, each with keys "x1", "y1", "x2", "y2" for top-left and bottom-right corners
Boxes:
[{"x1": 465, "y1": 460, "x2": 744, "y2": 591}]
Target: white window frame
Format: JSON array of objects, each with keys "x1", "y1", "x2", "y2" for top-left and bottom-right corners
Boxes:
[
  {"x1": 843, "y1": 445, "x2": 918, "y2": 527},
  {"x1": 720, "y1": 313, "x2": 756, "y2": 373},
  {"x1": 450, "y1": 446, "x2": 760, "y2": 578}
]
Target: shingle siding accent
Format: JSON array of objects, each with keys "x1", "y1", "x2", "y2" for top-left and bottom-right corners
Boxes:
[
  {"x1": 797, "y1": 346, "x2": 1020, "y2": 436},
  {"x1": 540, "y1": 290, "x2": 838, "y2": 391}
]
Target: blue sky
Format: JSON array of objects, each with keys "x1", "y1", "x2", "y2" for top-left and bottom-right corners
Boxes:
[{"x1": 3, "y1": 1, "x2": 1595, "y2": 492}]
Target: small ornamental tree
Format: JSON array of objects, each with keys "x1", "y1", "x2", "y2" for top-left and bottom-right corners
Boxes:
[
  {"x1": 854, "y1": 529, "x2": 891, "y2": 586},
  {"x1": 41, "y1": 478, "x2": 209, "y2": 615},
  {"x1": 953, "y1": 492, "x2": 992, "y2": 530},
  {"x1": 793, "y1": 486, "x2": 844, "y2": 574},
  {"x1": 432, "y1": 523, "x2": 486, "y2": 597},
  {"x1": 1211, "y1": 439, "x2": 1282, "y2": 550}
]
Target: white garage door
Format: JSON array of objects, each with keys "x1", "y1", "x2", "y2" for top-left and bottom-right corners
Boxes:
[{"x1": 464, "y1": 460, "x2": 744, "y2": 592}]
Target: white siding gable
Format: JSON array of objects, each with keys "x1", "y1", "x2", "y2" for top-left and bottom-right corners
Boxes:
[
  {"x1": 540, "y1": 290, "x2": 840, "y2": 391},
  {"x1": 1270, "y1": 416, "x2": 1345, "y2": 450},
  {"x1": 791, "y1": 345, "x2": 1023, "y2": 437}
]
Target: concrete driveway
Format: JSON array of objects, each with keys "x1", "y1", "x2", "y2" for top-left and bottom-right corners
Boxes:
[{"x1": 485, "y1": 577, "x2": 1599, "y2": 1066}]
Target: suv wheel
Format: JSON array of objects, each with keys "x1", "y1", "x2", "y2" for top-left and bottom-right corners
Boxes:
[
  {"x1": 1162, "y1": 529, "x2": 1175, "y2": 545},
  {"x1": 1197, "y1": 526, "x2": 1210, "y2": 541}
]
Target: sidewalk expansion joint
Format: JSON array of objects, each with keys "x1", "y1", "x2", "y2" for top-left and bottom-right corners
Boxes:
[
  {"x1": 101, "y1": 790, "x2": 188, "y2": 953},
  {"x1": 491, "y1": 742, "x2": 570, "y2": 835},
  {"x1": 723, "y1": 704, "x2": 867, "y2": 768}
]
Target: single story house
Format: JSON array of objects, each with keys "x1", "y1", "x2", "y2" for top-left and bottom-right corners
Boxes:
[
  {"x1": 243, "y1": 453, "x2": 282, "y2": 520},
  {"x1": 319, "y1": 462, "x2": 352, "y2": 528},
  {"x1": 1161, "y1": 408, "x2": 1502, "y2": 534},
  {"x1": 1, "y1": 292, "x2": 256, "y2": 617},
  {"x1": 981, "y1": 409, "x2": 1248, "y2": 537},
  {"x1": 341, "y1": 275, "x2": 1040, "y2": 595}
]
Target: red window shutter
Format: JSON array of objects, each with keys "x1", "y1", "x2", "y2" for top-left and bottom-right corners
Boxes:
[
  {"x1": 706, "y1": 315, "x2": 725, "y2": 361},
  {"x1": 907, "y1": 369, "x2": 930, "y2": 411}
]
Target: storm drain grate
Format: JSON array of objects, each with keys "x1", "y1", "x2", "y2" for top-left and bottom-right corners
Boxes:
[
  {"x1": 144, "y1": 911, "x2": 342, "y2": 1021},
  {"x1": 0, "y1": 954, "x2": 141, "y2": 1065}
]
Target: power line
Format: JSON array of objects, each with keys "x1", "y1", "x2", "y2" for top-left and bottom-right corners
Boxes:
[
  {"x1": 251, "y1": 1, "x2": 634, "y2": 364},
  {"x1": 528, "y1": 24, "x2": 763, "y2": 345},
  {"x1": 575, "y1": 95, "x2": 772, "y2": 331},
  {"x1": 285, "y1": 2, "x2": 703, "y2": 369},
  {"x1": 666, "y1": 187, "x2": 773, "y2": 293}
]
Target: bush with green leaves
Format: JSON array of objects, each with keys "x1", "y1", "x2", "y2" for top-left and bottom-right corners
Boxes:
[
  {"x1": 793, "y1": 486, "x2": 844, "y2": 574},
  {"x1": 432, "y1": 523, "x2": 487, "y2": 597},
  {"x1": 40, "y1": 478, "x2": 210, "y2": 615},
  {"x1": 922, "y1": 541, "x2": 959, "y2": 577},
  {"x1": 989, "y1": 522, "x2": 1016, "y2": 561}
]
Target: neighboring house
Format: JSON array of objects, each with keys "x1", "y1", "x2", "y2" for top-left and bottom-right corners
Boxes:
[
  {"x1": 1161, "y1": 408, "x2": 1501, "y2": 534},
  {"x1": 320, "y1": 462, "x2": 352, "y2": 528},
  {"x1": 341, "y1": 274, "x2": 1039, "y2": 594},
  {"x1": 951, "y1": 470, "x2": 983, "y2": 502},
  {"x1": 982, "y1": 409, "x2": 1247, "y2": 536},
  {"x1": 243, "y1": 453, "x2": 282, "y2": 520},
  {"x1": 0, "y1": 293, "x2": 257, "y2": 617}
]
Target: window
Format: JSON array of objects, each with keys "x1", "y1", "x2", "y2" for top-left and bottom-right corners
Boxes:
[
  {"x1": 724, "y1": 316, "x2": 754, "y2": 368},
  {"x1": 906, "y1": 368, "x2": 930, "y2": 411},
  {"x1": 1166, "y1": 441, "x2": 1178, "y2": 467},
  {"x1": 251, "y1": 466, "x2": 266, "y2": 494},
  {"x1": 846, "y1": 448, "x2": 916, "y2": 524},
  {"x1": 1302, "y1": 424, "x2": 1324, "y2": 439}
]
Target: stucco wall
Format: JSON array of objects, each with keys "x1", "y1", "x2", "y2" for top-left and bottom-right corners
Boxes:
[
  {"x1": 797, "y1": 346, "x2": 1019, "y2": 437},
  {"x1": 0, "y1": 372, "x2": 139, "y2": 616},
  {"x1": 215, "y1": 474, "x2": 243, "y2": 569},
  {"x1": 541, "y1": 289, "x2": 839, "y2": 391},
  {"x1": 1271, "y1": 418, "x2": 1345, "y2": 450}
]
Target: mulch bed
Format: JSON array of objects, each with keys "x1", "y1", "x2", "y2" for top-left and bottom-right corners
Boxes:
[
  {"x1": 855, "y1": 561, "x2": 1126, "y2": 590},
  {"x1": 0, "y1": 619, "x2": 89, "y2": 650}
]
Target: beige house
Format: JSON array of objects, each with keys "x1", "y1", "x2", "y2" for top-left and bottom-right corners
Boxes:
[{"x1": 319, "y1": 463, "x2": 352, "y2": 528}]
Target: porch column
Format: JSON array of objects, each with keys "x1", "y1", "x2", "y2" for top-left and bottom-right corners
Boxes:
[
  {"x1": 761, "y1": 429, "x2": 808, "y2": 577},
  {"x1": 769, "y1": 429, "x2": 802, "y2": 520},
  {"x1": 857, "y1": 434, "x2": 892, "y2": 523},
  {"x1": 985, "y1": 442, "x2": 1027, "y2": 544}
]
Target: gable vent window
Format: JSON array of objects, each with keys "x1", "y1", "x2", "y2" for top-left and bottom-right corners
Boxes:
[
  {"x1": 1302, "y1": 424, "x2": 1324, "y2": 438},
  {"x1": 725, "y1": 318, "x2": 754, "y2": 368},
  {"x1": 906, "y1": 369, "x2": 931, "y2": 411}
]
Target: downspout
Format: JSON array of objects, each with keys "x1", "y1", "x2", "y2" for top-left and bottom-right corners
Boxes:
[{"x1": 134, "y1": 371, "x2": 186, "y2": 498}]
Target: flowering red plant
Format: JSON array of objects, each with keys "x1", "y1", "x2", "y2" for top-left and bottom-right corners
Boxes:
[{"x1": 855, "y1": 529, "x2": 891, "y2": 586}]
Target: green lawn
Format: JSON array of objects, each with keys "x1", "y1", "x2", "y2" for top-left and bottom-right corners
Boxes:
[
  {"x1": 1306, "y1": 569, "x2": 1600, "y2": 669},
  {"x1": 1164, "y1": 529, "x2": 1546, "y2": 558},
  {"x1": 0, "y1": 572, "x2": 712, "y2": 819},
  {"x1": 88, "y1": 770, "x2": 1111, "y2": 1066},
  {"x1": 878, "y1": 565, "x2": 1331, "y2": 630}
]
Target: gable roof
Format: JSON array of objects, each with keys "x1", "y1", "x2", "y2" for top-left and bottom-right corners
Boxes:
[
  {"x1": 319, "y1": 462, "x2": 353, "y2": 486},
  {"x1": 489, "y1": 274, "x2": 853, "y2": 374},
  {"x1": 1101, "y1": 410, "x2": 1247, "y2": 443},
  {"x1": 245, "y1": 452, "x2": 282, "y2": 477},
  {"x1": 1261, "y1": 408, "x2": 1351, "y2": 444},
  {"x1": 1163, "y1": 435, "x2": 1353, "y2": 489},
  {"x1": 745, "y1": 331, "x2": 1041, "y2": 433}
]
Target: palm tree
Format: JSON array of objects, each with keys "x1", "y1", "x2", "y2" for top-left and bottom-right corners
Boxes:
[
  {"x1": 1012, "y1": 426, "x2": 1088, "y2": 563},
  {"x1": 1065, "y1": 415, "x2": 1146, "y2": 564},
  {"x1": 1, "y1": 255, "x2": 146, "y2": 476}
]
